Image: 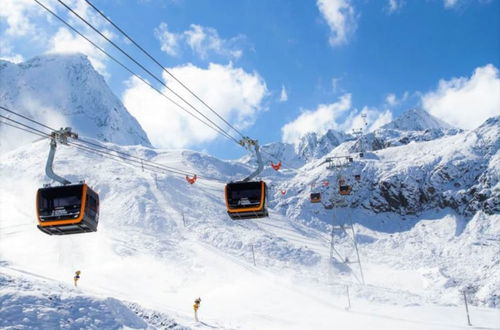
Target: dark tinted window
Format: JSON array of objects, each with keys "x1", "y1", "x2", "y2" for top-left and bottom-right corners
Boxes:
[
  {"x1": 227, "y1": 182, "x2": 264, "y2": 206},
  {"x1": 38, "y1": 185, "x2": 83, "y2": 210}
]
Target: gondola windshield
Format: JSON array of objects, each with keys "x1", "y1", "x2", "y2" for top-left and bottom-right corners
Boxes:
[
  {"x1": 38, "y1": 185, "x2": 83, "y2": 221},
  {"x1": 227, "y1": 182, "x2": 263, "y2": 208}
]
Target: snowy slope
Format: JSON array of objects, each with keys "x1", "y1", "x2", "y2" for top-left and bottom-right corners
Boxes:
[
  {"x1": 0, "y1": 54, "x2": 151, "y2": 152},
  {"x1": 0, "y1": 262, "x2": 189, "y2": 329},
  {"x1": 0, "y1": 131, "x2": 499, "y2": 329}
]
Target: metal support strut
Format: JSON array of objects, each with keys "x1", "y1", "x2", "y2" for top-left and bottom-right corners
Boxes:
[
  {"x1": 240, "y1": 137, "x2": 263, "y2": 182},
  {"x1": 44, "y1": 127, "x2": 78, "y2": 185}
]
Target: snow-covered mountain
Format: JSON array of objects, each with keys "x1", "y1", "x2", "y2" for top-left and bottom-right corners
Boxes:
[
  {"x1": 296, "y1": 129, "x2": 351, "y2": 160},
  {"x1": 0, "y1": 54, "x2": 151, "y2": 151},
  {"x1": 350, "y1": 109, "x2": 462, "y2": 153},
  {"x1": 275, "y1": 115, "x2": 498, "y2": 219},
  {"x1": 1, "y1": 55, "x2": 499, "y2": 329},
  {"x1": 381, "y1": 108, "x2": 454, "y2": 131},
  {"x1": 242, "y1": 129, "x2": 350, "y2": 170}
]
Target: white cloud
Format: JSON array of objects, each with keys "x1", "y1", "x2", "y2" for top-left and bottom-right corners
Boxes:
[
  {"x1": 281, "y1": 94, "x2": 394, "y2": 144},
  {"x1": 386, "y1": 0, "x2": 404, "y2": 14},
  {"x1": 281, "y1": 94, "x2": 352, "y2": 144},
  {"x1": 442, "y1": 0, "x2": 490, "y2": 9},
  {"x1": 339, "y1": 106, "x2": 393, "y2": 133},
  {"x1": 0, "y1": 0, "x2": 39, "y2": 36},
  {"x1": 422, "y1": 64, "x2": 500, "y2": 129},
  {"x1": 361, "y1": 107, "x2": 393, "y2": 131},
  {"x1": 155, "y1": 23, "x2": 244, "y2": 60},
  {"x1": 331, "y1": 77, "x2": 345, "y2": 94},
  {"x1": 316, "y1": 0, "x2": 357, "y2": 46},
  {"x1": 0, "y1": 0, "x2": 114, "y2": 74},
  {"x1": 386, "y1": 93, "x2": 397, "y2": 106},
  {"x1": 46, "y1": 27, "x2": 108, "y2": 75},
  {"x1": 122, "y1": 63, "x2": 268, "y2": 148},
  {"x1": 0, "y1": 40, "x2": 24, "y2": 63},
  {"x1": 444, "y1": 0, "x2": 459, "y2": 8},
  {"x1": 279, "y1": 85, "x2": 288, "y2": 102},
  {"x1": 154, "y1": 23, "x2": 180, "y2": 57}
]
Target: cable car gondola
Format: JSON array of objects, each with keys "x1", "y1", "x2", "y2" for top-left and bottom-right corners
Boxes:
[
  {"x1": 225, "y1": 181, "x2": 268, "y2": 219},
  {"x1": 310, "y1": 193, "x2": 321, "y2": 203},
  {"x1": 225, "y1": 138, "x2": 268, "y2": 220},
  {"x1": 339, "y1": 185, "x2": 352, "y2": 195},
  {"x1": 36, "y1": 127, "x2": 100, "y2": 235},
  {"x1": 37, "y1": 183, "x2": 99, "y2": 235}
]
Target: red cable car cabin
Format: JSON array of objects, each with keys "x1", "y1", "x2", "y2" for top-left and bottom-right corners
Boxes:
[
  {"x1": 36, "y1": 183, "x2": 99, "y2": 235},
  {"x1": 225, "y1": 181, "x2": 268, "y2": 220},
  {"x1": 271, "y1": 161, "x2": 282, "y2": 171}
]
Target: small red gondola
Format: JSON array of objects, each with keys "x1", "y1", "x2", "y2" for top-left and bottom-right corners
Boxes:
[
  {"x1": 271, "y1": 161, "x2": 282, "y2": 171},
  {"x1": 186, "y1": 174, "x2": 197, "y2": 184}
]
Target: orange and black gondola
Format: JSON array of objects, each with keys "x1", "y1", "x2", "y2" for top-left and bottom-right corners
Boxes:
[
  {"x1": 225, "y1": 137, "x2": 269, "y2": 220},
  {"x1": 310, "y1": 192, "x2": 321, "y2": 203},
  {"x1": 36, "y1": 183, "x2": 99, "y2": 235},
  {"x1": 225, "y1": 181, "x2": 268, "y2": 220},
  {"x1": 339, "y1": 185, "x2": 352, "y2": 196}
]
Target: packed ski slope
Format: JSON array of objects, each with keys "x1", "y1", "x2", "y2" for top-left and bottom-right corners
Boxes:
[{"x1": 0, "y1": 137, "x2": 499, "y2": 329}]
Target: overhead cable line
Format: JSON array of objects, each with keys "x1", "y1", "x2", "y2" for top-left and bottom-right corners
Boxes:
[
  {"x1": 0, "y1": 105, "x2": 226, "y2": 183},
  {"x1": 53, "y1": 0, "x2": 242, "y2": 146},
  {"x1": 0, "y1": 106, "x2": 191, "y2": 176},
  {"x1": 0, "y1": 105, "x2": 56, "y2": 132},
  {"x1": 0, "y1": 114, "x2": 52, "y2": 138},
  {"x1": 0, "y1": 115, "x2": 194, "y2": 179},
  {"x1": 32, "y1": 0, "x2": 238, "y2": 145},
  {"x1": 0, "y1": 120, "x2": 51, "y2": 139},
  {"x1": 69, "y1": 140, "x2": 191, "y2": 177},
  {"x1": 83, "y1": 0, "x2": 246, "y2": 140}
]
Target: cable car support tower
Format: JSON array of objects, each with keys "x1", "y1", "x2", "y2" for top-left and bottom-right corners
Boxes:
[{"x1": 323, "y1": 155, "x2": 365, "y2": 285}]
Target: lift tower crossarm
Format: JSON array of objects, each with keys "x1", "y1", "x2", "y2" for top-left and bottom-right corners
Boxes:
[
  {"x1": 239, "y1": 137, "x2": 263, "y2": 182},
  {"x1": 45, "y1": 127, "x2": 78, "y2": 185}
]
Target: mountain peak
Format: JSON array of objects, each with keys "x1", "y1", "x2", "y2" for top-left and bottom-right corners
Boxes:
[
  {"x1": 297, "y1": 128, "x2": 349, "y2": 160},
  {"x1": 381, "y1": 108, "x2": 454, "y2": 131},
  {"x1": 0, "y1": 53, "x2": 151, "y2": 150}
]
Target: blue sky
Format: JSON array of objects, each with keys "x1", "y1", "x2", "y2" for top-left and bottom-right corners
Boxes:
[{"x1": 1, "y1": 0, "x2": 499, "y2": 159}]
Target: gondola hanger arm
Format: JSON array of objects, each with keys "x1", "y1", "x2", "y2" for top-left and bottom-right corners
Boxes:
[
  {"x1": 239, "y1": 137, "x2": 263, "y2": 182},
  {"x1": 45, "y1": 127, "x2": 78, "y2": 185}
]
